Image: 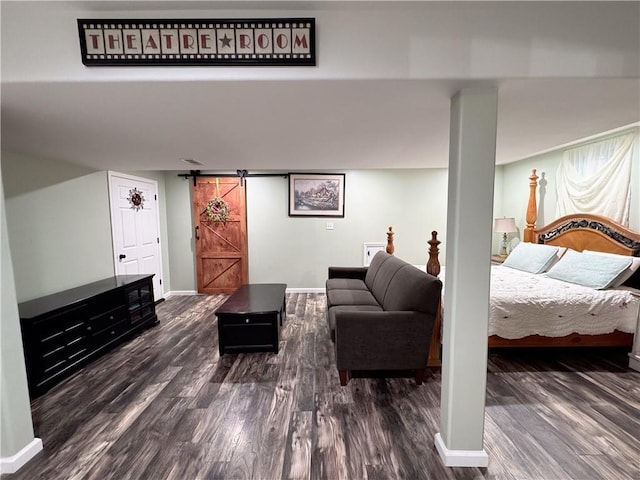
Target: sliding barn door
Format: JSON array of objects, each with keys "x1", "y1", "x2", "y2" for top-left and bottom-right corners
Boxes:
[{"x1": 193, "y1": 177, "x2": 248, "y2": 294}]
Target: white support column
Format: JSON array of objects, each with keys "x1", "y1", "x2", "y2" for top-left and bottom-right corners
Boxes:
[
  {"x1": 1, "y1": 169, "x2": 42, "y2": 474},
  {"x1": 435, "y1": 88, "x2": 498, "y2": 467}
]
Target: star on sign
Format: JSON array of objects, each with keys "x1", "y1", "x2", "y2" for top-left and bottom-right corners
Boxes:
[{"x1": 220, "y1": 34, "x2": 232, "y2": 48}]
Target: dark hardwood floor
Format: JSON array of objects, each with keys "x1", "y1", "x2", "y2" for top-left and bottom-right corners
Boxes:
[{"x1": 5, "y1": 293, "x2": 639, "y2": 480}]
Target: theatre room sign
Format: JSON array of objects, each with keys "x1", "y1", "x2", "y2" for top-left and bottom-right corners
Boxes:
[{"x1": 77, "y1": 18, "x2": 316, "y2": 66}]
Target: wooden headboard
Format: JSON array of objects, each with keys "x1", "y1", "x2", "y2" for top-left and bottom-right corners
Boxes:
[{"x1": 535, "y1": 213, "x2": 640, "y2": 256}]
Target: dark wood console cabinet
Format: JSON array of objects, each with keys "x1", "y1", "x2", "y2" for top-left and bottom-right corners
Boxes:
[{"x1": 18, "y1": 274, "x2": 158, "y2": 398}]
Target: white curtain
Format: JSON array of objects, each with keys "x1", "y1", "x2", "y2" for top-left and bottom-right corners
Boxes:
[{"x1": 555, "y1": 133, "x2": 636, "y2": 225}]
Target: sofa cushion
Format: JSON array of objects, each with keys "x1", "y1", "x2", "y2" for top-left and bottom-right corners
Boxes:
[
  {"x1": 369, "y1": 254, "x2": 407, "y2": 305},
  {"x1": 326, "y1": 288, "x2": 379, "y2": 309},
  {"x1": 364, "y1": 251, "x2": 392, "y2": 290},
  {"x1": 327, "y1": 305, "x2": 383, "y2": 342},
  {"x1": 326, "y1": 278, "x2": 368, "y2": 291},
  {"x1": 382, "y1": 265, "x2": 442, "y2": 315}
]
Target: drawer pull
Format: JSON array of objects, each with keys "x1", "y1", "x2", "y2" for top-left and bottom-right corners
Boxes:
[
  {"x1": 87, "y1": 326, "x2": 92, "y2": 331},
  {"x1": 110, "y1": 330, "x2": 115, "y2": 335},
  {"x1": 245, "y1": 318, "x2": 250, "y2": 323},
  {"x1": 109, "y1": 315, "x2": 114, "y2": 320}
]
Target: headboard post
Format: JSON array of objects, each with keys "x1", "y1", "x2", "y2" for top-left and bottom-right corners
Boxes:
[
  {"x1": 523, "y1": 169, "x2": 539, "y2": 243},
  {"x1": 386, "y1": 226, "x2": 395, "y2": 255},
  {"x1": 427, "y1": 231, "x2": 441, "y2": 277}
]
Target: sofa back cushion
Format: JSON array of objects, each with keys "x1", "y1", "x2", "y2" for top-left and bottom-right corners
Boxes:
[
  {"x1": 364, "y1": 251, "x2": 392, "y2": 291},
  {"x1": 368, "y1": 254, "x2": 407, "y2": 305},
  {"x1": 382, "y1": 265, "x2": 442, "y2": 316}
]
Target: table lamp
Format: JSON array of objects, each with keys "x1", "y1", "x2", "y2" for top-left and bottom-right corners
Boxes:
[{"x1": 494, "y1": 217, "x2": 517, "y2": 257}]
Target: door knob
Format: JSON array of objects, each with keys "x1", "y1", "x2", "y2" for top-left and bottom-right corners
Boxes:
[{"x1": 119, "y1": 254, "x2": 126, "y2": 260}]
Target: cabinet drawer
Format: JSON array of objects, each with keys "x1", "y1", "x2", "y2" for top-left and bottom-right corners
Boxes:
[
  {"x1": 218, "y1": 313, "x2": 277, "y2": 327},
  {"x1": 87, "y1": 306, "x2": 127, "y2": 333},
  {"x1": 91, "y1": 319, "x2": 127, "y2": 347}
]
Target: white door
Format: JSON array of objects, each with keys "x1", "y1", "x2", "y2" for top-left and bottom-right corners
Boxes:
[{"x1": 108, "y1": 172, "x2": 164, "y2": 300}]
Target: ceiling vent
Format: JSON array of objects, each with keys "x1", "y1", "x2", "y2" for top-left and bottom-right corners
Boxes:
[{"x1": 181, "y1": 158, "x2": 203, "y2": 166}]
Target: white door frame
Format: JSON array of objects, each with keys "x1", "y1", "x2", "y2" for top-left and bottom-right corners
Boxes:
[{"x1": 107, "y1": 171, "x2": 165, "y2": 300}]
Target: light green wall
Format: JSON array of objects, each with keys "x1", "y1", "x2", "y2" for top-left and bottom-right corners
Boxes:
[
  {"x1": 2, "y1": 153, "x2": 114, "y2": 301},
  {"x1": 249, "y1": 170, "x2": 449, "y2": 288},
  {"x1": 1, "y1": 153, "x2": 172, "y2": 302},
  {"x1": 165, "y1": 169, "x2": 450, "y2": 291},
  {"x1": 492, "y1": 166, "x2": 505, "y2": 254},
  {"x1": 165, "y1": 174, "x2": 197, "y2": 292},
  {"x1": 0, "y1": 165, "x2": 36, "y2": 458},
  {"x1": 501, "y1": 127, "x2": 640, "y2": 234}
]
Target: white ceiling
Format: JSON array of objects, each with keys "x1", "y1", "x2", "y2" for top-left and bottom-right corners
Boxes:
[{"x1": 2, "y1": 1, "x2": 639, "y2": 172}]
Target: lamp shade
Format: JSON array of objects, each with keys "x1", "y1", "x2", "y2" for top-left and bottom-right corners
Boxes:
[{"x1": 494, "y1": 217, "x2": 517, "y2": 233}]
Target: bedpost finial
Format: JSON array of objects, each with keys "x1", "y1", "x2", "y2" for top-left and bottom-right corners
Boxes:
[
  {"x1": 386, "y1": 226, "x2": 395, "y2": 255},
  {"x1": 524, "y1": 169, "x2": 539, "y2": 242},
  {"x1": 427, "y1": 230, "x2": 441, "y2": 277}
]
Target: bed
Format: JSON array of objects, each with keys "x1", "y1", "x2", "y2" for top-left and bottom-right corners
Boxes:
[{"x1": 422, "y1": 169, "x2": 640, "y2": 368}]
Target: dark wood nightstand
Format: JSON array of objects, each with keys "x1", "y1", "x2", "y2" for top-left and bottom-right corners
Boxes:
[{"x1": 491, "y1": 255, "x2": 507, "y2": 264}]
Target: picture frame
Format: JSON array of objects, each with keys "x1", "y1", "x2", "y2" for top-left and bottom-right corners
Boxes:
[{"x1": 288, "y1": 173, "x2": 345, "y2": 217}]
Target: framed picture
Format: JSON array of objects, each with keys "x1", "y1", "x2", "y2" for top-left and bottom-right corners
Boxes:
[{"x1": 288, "y1": 173, "x2": 345, "y2": 217}]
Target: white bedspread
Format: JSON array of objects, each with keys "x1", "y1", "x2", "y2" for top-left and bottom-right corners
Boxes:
[{"x1": 436, "y1": 265, "x2": 640, "y2": 339}]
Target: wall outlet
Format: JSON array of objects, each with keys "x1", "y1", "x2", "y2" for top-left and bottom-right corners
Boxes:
[{"x1": 326, "y1": 222, "x2": 334, "y2": 230}]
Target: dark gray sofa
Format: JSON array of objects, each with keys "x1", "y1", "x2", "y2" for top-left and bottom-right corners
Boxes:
[{"x1": 326, "y1": 251, "x2": 442, "y2": 386}]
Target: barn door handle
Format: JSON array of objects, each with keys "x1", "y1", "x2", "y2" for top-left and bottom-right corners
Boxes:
[
  {"x1": 195, "y1": 225, "x2": 200, "y2": 240},
  {"x1": 118, "y1": 254, "x2": 126, "y2": 260}
]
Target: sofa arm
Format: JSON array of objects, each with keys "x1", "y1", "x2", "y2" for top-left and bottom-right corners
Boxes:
[
  {"x1": 334, "y1": 310, "x2": 435, "y2": 371},
  {"x1": 328, "y1": 266, "x2": 368, "y2": 280}
]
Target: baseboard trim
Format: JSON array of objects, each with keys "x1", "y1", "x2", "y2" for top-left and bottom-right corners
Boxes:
[
  {"x1": 629, "y1": 352, "x2": 640, "y2": 372},
  {"x1": 165, "y1": 290, "x2": 198, "y2": 298},
  {"x1": 434, "y1": 433, "x2": 489, "y2": 468},
  {"x1": 164, "y1": 289, "x2": 326, "y2": 297},
  {"x1": 0, "y1": 438, "x2": 43, "y2": 474}
]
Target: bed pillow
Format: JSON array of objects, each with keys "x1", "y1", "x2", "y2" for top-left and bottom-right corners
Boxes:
[
  {"x1": 502, "y1": 242, "x2": 561, "y2": 274},
  {"x1": 544, "y1": 249, "x2": 633, "y2": 289},
  {"x1": 582, "y1": 250, "x2": 640, "y2": 288}
]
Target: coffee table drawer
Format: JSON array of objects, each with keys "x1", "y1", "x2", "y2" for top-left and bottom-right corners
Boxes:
[
  {"x1": 220, "y1": 314, "x2": 276, "y2": 326},
  {"x1": 218, "y1": 313, "x2": 279, "y2": 354}
]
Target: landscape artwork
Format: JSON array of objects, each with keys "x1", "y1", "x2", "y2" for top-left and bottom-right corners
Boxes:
[{"x1": 288, "y1": 173, "x2": 345, "y2": 217}]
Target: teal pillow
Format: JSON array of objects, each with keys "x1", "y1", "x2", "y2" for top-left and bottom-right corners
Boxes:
[
  {"x1": 544, "y1": 249, "x2": 632, "y2": 290},
  {"x1": 502, "y1": 242, "x2": 560, "y2": 274}
]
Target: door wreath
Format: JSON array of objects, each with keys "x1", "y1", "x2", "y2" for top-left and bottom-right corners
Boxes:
[
  {"x1": 127, "y1": 187, "x2": 145, "y2": 211},
  {"x1": 205, "y1": 179, "x2": 230, "y2": 224}
]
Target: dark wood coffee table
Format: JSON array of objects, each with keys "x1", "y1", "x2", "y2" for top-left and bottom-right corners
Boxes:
[{"x1": 215, "y1": 283, "x2": 287, "y2": 355}]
